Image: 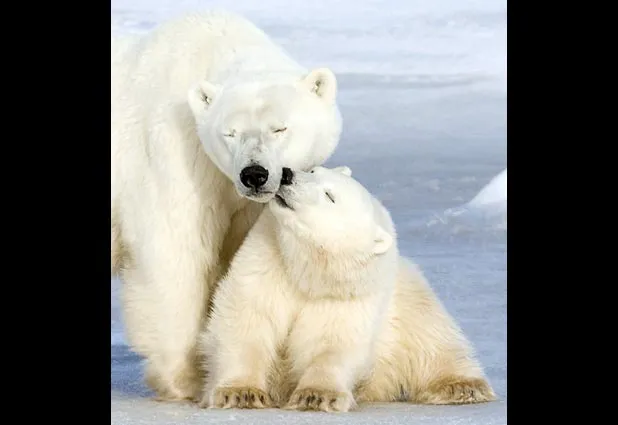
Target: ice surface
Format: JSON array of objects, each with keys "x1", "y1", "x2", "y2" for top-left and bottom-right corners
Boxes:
[
  {"x1": 429, "y1": 169, "x2": 507, "y2": 232},
  {"x1": 468, "y1": 169, "x2": 507, "y2": 208},
  {"x1": 111, "y1": 0, "x2": 507, "y2": 423}
]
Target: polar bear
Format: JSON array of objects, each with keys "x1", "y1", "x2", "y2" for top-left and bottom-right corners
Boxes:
[
  {"x1": 111, "y1": 11, "x2": 342, "y2": 401},
  {"x1": 199, "y1": 166, "x2": 496, "y2": 412}
]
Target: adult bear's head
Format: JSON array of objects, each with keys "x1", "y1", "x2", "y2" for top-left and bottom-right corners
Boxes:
[{"x1": 188, "y1": 68, "x2": 342, "y2": 203}]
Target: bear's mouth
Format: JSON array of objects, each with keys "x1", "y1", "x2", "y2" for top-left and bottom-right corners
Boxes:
[{"x1": 275, "y1": 194, "x2": 293, "y2": 210}]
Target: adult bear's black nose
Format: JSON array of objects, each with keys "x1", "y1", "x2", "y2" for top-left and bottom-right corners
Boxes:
[
  {"x1": 281, "y1": 167, "x2": 294, "y2": 186},
  {"x1": 240, "y1": 165, "x2": 269, "y2": 189}
]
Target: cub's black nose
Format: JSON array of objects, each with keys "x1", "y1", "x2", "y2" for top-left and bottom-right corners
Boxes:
[
  {"x1": 240, "y1": 165, "x2": 269, "y2": 189},
  {"x1": 281, "y1": 167, "x2": 294, "y2": 186}
]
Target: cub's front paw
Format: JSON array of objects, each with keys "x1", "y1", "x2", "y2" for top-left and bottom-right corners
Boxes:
[
  {"x1": 285, "y1": 387, "x2": 355, "y2": 412},
  {"x1": 416, "y1": 376, "x2": 496, "y2": 405},
  {"x1": 203, "y1": 386, "x2": 273, "y2": 409}
]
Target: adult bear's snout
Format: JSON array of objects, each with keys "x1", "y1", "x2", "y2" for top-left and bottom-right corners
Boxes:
[{"x1": 240, "y1": 165, "x2": 269, "y2": 189}]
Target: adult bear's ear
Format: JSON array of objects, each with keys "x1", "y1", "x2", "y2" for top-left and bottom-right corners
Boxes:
[
  {"x1": 187, "y1": 80, "x2": 221, "y2": 116},
  {"x1": 373, "y1": 226, "x2": 393, "y2": 256},
  {"x1": 331, "y1": 166, "x2": 352, "y2": 177},
  {"x1": 302, "y1": 68, "x2": 337, "y2": 104}
]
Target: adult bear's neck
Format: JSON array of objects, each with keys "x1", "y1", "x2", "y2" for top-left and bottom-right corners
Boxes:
[{"x1": 213, "y1": 45, "x2": 306, "y2": 85}]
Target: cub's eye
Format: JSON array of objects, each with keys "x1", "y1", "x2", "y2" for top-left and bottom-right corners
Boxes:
[
  {"x1": 272, "y1": 127, "x2": 287, "y2": 134},
  {"x1": 325, "y1": 191, "x2": 335, "y2": 203},
  {"x1": 223, "y1": 129, "x2": 236, "y2": 138}
]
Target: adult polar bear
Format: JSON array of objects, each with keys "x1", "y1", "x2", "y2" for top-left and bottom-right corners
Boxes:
[{"x1": 111, "y1": 11, "x2": 342, "y2": 401}]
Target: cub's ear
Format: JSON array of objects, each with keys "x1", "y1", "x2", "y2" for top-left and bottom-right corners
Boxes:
[
  {"x1": 373, "y1": 226, "x2": 393, "y2": 255},
  {"x1": 187, "y1": 80, "x2": 221, "y2": 116},
  {"x1": 302, "y1": 68, "x2": 337, "y2": 103},
  {"x1": 331, "y1": 166, "x2": 352, "y2": 177}
]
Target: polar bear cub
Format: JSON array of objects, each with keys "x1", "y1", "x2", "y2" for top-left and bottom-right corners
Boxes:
[{"x1": 199, "y1": 166, "x2": 496, "y2": 411}]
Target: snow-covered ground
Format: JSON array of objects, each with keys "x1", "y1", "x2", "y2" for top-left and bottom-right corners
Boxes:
[{"x1": 111, "y1": 0, "x2": 507, "y2": 423}]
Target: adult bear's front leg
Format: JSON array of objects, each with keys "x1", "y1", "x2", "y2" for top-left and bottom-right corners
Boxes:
[{"x1": 121, "y1": 205, "x2": 226, "y2": 402}]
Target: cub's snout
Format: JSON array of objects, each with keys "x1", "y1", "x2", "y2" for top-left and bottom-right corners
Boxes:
[{"x1": 281, "y1": 167, "x2": 294, "y2": 186}]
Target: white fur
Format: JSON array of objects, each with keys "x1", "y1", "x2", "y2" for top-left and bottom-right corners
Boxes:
[
  {"x1": 200, "y1": 166, "x2": 496, "y2": 412},
  {"x1": 111, "y1": 11, "x2": 342, "y2": 400}
]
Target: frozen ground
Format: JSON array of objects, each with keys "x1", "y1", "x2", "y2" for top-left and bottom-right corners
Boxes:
[{"x1": 110, "y1": 0, "x2": 507, "y2": 423}]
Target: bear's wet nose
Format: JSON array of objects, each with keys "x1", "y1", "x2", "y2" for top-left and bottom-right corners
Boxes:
[
  {"x1": 240, "y1": 165, "x2": 269, "y2": 189},
  {"x1": 281, "y1": 167, "x2": 294, "y2": 186}
]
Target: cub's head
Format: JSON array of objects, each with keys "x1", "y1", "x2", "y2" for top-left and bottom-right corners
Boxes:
[
  {"x1": 269, "y1": 166, "x2": 394, "y2": 259},
  {"x1": 187, "y1": 69, "x2": 342, "y2": 203}
]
